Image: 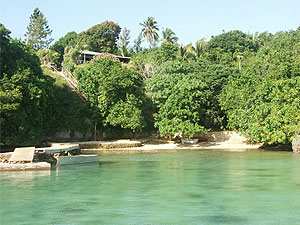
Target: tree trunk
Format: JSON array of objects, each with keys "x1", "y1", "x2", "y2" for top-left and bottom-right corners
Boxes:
[{"x1": 94, "y1": 121, "x2": 97, "y2": 141}]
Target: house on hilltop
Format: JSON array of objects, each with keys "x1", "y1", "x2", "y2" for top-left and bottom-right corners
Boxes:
[{"x1": 77, "y1": 51, "x2": 131, "y2": 65}]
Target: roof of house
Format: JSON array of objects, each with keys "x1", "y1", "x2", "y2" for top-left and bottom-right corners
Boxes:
[{"x1": 81, "y1": 51, "x2": 131, "y2": 60}]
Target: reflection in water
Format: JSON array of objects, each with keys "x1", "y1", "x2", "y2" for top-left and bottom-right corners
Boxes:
[{"x1": 0, "y1": 170, "x2": 50, "y2": 182}]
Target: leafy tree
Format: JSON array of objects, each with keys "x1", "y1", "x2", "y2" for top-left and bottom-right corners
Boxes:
[
  {"x1": 78, "y1": 21, "x2": 121, "y2": 53},
  {"x1": 147, "y1": 59, "x2": 237, "y2": 138},
  {"x1": 133, "y1": 32, "x2": 144, "y2": 53},
  {"x1": 42, "y1": 67, "x2": 92, "y2": 136},
  {"x1": 207, "y1": 30, "x2": 255, "y2": 55},
  {"x1": 117, "y1": 27, "x2": 131, "y2": 57},
  {"x1": 139, "y1": 17, "x2": 159, "y2": 48},
  {"x1": 36, "y1": 49, "x2": 60, "y2": 67},
  {"x1": 205, "y1": 30, "x2": 255, "y2": 66},
  {"x1": 220, "y1": 28, "x2": 300, "y2": 144},
  {"x1": 0, "y1": 23, "x2": 12, "y2": 78},
  {"x1": 1, "y1": 24, "x2": 92, "y2": 145},
  {"x1": 50, "y1": 31, "x2": 78, "y2": 68},
  {"x1": 131, "y1": 48, "x2": 159, "y2": 79},
  {"x1": 0, "y1": 26, "x2": 54, "y2": 145},
  {"x1": 25, "y1": 8, "x2": 53, "y2": 50},
  {"x1": 1, "y1": 24, "x2": 41, "y2": 79},
  {"x1": 161, "y1": 27, "x2": 178, "y2": 44},
  {"x1": 154, "y1": 42, "x2": 178, "y2": 63},
  {"x1": 153, "y1": 74, "x2": 209, "y2": 138},
  {"x1": 193, "y1": 38, "x2": 207, "y2": 58},
  {"x1": 178, "y1": 44, "x2": 195, "y2": 59},
  {"x1": 255, "y1": 31, "x2": 273, "y2": 48},
  {"x1": 62, "y1": 46, "x2": 81, "y2": 72},
  {"x1": 131, "y1": 43, "x2": 178, "y2": 80},
  {"x1": 74, "y1": 58, "x2": 148, "y2": 132}
]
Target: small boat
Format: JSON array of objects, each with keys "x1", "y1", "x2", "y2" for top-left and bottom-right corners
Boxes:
[
  {"x1": 192, "y1": 137, "x2": 208, "y2": 142},
  {"x1": 56, "y1": 154, "x2": 99, "y2": 166},
  {"x1": 181, "y1": 138, "x2": 199, "y2": 144}
]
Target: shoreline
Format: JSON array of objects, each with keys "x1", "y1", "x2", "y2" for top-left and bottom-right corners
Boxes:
[{"x1": 80, "y1": 141, "x2": 263, "y2": 155}]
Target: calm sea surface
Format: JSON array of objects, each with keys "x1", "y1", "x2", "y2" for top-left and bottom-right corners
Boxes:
[{"x1": 1, "y1": 150, "x2": 300, "y2": 224}]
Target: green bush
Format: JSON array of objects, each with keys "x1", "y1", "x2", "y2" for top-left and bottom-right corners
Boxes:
[
  {"x1": 74, "y1": 58, "x2": 149, "y2": 132},
  {"x1": 220, "y1": 28, "x2": 300, "y2": 144}
]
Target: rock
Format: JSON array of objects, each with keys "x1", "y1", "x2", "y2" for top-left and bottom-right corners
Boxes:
[
  {"x1": 0, "y1": 152, "x2": 12, "y2": 163},
  {"x1": 292, "y1": 135, "x2": 300, "y2": 153},
  {"x1": 33, "y1": 152, "x2": 57, "y2": 164}
]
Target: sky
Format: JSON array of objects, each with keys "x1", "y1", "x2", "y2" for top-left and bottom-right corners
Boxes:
[{"x1": 1, "y1": 0, "x2": 299, "y2": 47}]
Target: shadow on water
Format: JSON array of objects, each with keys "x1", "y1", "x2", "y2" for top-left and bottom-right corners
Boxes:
[
  {"x1": 98, "y1": 161, "x2": 120, "y2": 166},
  {"x1": 203, "y1": 215, "x2": 249, "y2": 224},
  {"x1": 59, "y1": 207, "x2": 87, "y2": 214}
]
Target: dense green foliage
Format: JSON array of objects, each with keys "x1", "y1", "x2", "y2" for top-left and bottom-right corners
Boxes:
[
  {"x1": 117, "y1": 27, "x2": 131, "y2": 57},
  {"x1": 25, "y1": 8, "x2": 53, "y2": 50},
  {"x1": 131, "y1": 43, "x2": 179, "y2": 79},
  {"x1": 0, "y1": 24, "x2": 91, "y2": 146},
  {"x1": 0, "y1": 23, "x2": 13, "y2": 78},
  {"x1": 1, "y1": 24, "x2": 54, "y2": 145},
  {"x1": 146, "y1": 59, "x2": 237, "y2": 138},
  {"x1": 57, "y1": 22, "x2": 122, "y2": 71},
  {"x1": 221, "y1": 28, "x2": 300, "y2": 144},
  {"x1": 74, "y1": 58, "x2": 149, "y2": 132},
  {"x1": 42, "y1": 67, "x2": 92, "y2": 136},
  {"x1": 205, "y1": 30, "x2": 256, "y2": 65},
  {"x1": 62, "y1": 46, "x2": 81, "y2": 72},
  {"x1": 78, "y1": 21, "x2": 121, "y2": 53},
  {"x1": 2, "y1": 14, "x2": 299, "y2": 146},
  {"x1": 50, "y1": 31, "x2": 78, "y2": 68}
]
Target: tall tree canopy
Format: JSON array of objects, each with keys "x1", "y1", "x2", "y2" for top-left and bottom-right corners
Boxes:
[
  {"x1": 117, "y1": 27, "x2": 131, "y2": 56},
  {"x1": 74, "y1": 57, "x2": 149, "y2": 132},
  {"x1": 1, "y1": 24, "x2": 91, "y2": 146},
  {"x1": 220, "y1": 28, "x2": 300, "y2": 144},
  {"x1": 0, "y1": 23, "x2": 12, "y2": 78},
  {"x1": 1, "y1": 24, "x2": 54, "y2": 145},
  {"x1": 139, "y1": 17, "x2": 159, "y2": 48},
  {"x1": 146, "y1": 59, "x2": 237, "y2": 138},
  {"x1": 161, "y1": 28, "x2": 178, "y2": 44},
  {"x1": 78, "y1": 21, "x2": 121, "y2": 53},
  {"x1": 205, "y1": 30, "x2": 255, "y2": 66},
  {"x1": 25, "y1": 8, "x2": 53, "y2": 50},
  {"x1": 50, "y1": 31, "x2": 78, "y2": 68}
]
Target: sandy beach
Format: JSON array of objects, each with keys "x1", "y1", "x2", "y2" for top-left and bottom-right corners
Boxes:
[{"x1": 80, "y1": 140, "x2": 262, "y2": 154}]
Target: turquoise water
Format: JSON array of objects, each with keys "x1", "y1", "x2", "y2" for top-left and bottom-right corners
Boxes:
[{"x1": 1, "y1": 150, "x2": 300, "y2": 224}]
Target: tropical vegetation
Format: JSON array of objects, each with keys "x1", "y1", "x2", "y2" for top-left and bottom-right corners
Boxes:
[{"x1": 1, "y1": 8, "x2": 299, "y2": 147}]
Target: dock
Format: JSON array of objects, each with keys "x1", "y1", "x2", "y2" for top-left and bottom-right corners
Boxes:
[
  {"x1": 0, "y1": 162, "x2": 50, "y2": 171},
  {"x1": 8, "y1": 147, "x2": 35, "y2": 163},
  {"x1": 36, "y1": 144, "x2": 80, "y2": 153}
]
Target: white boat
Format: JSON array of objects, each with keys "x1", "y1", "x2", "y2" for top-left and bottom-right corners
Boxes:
[
  {"x1": 181, "y1": 138, "x2": 199, "y2": 144},
  {"x1": 56, "y1": 154, "x2": 99, "y2": 166}
]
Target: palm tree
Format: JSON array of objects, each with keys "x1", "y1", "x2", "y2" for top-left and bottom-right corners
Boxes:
[
  {"x1": 178, "y1": 45, "x2": 187, "y2": 57},
  {"x1": 139, "y1": 17, "x2": 159, "y2": 48},
  {"x1": 161, "y1": 27, "x2": 178, "y2": 44},
  {"x1": 178, "y1": 44, "x2": 195, "y2": 59},
  {"x1": 185, "y1": 44, "x2": 196, "y2": 58},
  {"x1": 194, "y1": 38, "x2": 206, "y2": 58}
]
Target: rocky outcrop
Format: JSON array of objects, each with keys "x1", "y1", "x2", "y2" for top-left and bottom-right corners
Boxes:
[
  {"x1": 33, "y1": 152, "x2": 57, "y2": 164},
  {"x1": 0, "y1": 153, "x2": 12, "y2": 163},
  {"x1": 202, "y1": 131, "x2": 248, "y2": 143},
  {"x1": 292, "y1": 135, "x2": 300, "y2": 153},
  {"x1": 78, "y1": 140, "x2": 142, "y2": 149}
]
